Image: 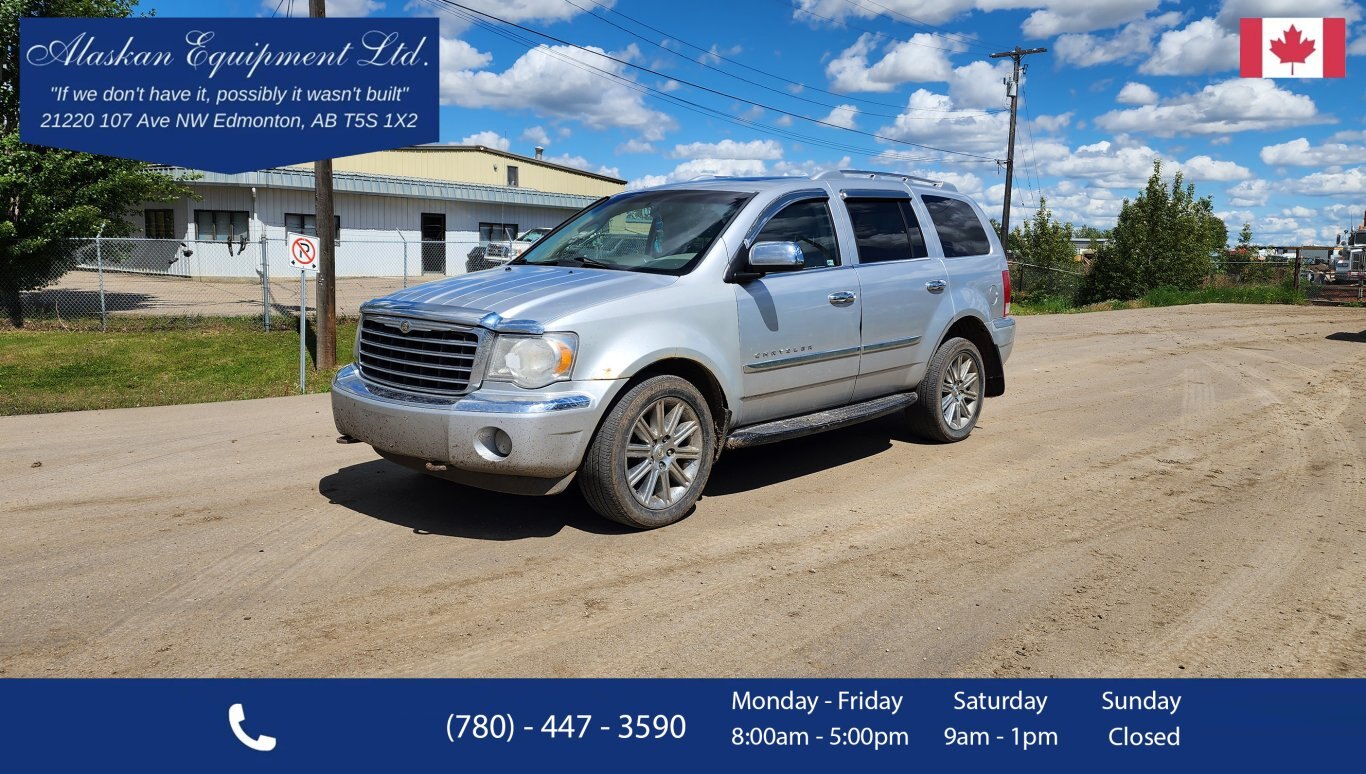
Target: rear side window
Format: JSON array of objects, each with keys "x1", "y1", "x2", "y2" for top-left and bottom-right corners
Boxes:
[
  {"x1": 845, "y1": 199, "x2": 927, "y2": 263},
  {"x1": 923, "y1": 195, "x2": 991, "y2": 257},
  {"x1": 753, "y1": 199, "x2": 840, "y2": 269}
]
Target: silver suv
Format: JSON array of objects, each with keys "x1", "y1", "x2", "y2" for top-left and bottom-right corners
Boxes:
[{"x1": 332, "y1": 170, "x2": 1016, "y2": 528}]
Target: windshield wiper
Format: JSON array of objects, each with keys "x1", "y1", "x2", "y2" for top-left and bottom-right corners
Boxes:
[{"x1": 560, "y1": 254, "x2": 624, "y2": 270}]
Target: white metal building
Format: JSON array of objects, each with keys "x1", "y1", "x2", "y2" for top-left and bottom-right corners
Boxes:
[{"x1": 131, "y1": 146, "x2": 624, "y2": 279}]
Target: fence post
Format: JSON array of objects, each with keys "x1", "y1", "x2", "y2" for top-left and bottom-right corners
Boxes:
[
  {"x1": 397, "y1": 229, "x2": 408, "y2": 288},
  {"x1": 261, "y1": 234, "x2": 271, "y2": 331},
  {"x1": 95, "y1": 223, "x2": 108, "y2": 331}
]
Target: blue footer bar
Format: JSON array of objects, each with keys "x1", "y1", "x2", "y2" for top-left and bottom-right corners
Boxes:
[{"x1": 1, "y1": 678, "x2": 1360, "y2": 771}]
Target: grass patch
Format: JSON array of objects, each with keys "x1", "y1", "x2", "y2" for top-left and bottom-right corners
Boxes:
[
  {"x1": 1013, "y1": 284, "x2": 1306, "y2": 316},
  {"x1": 0, "y1": 317, "x2": 356, "y2": 416}
]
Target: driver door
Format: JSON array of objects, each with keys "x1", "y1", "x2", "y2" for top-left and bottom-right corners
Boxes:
[{"x1": 734, "y1": 197, "x2": 863, "y2": 425}]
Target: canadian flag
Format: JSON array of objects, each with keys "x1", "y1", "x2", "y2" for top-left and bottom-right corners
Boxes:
[{"x1": 1241, "y1": 18, "x2": 1346, "y2": 78}]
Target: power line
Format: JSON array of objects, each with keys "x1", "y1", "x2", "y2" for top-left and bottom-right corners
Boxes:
[
  {"x1": 564, "y1": 0, "x2": 1003, "y2": 121},
  {"x1": 989, "y1": 45, "x2": 1047, "y2": 244},
  {"x1": 418, "y1": 0, "x2": 992, "y2": 165},
  {"x1": 427, "y1": 0, "x2": 999, "y2": 160}
]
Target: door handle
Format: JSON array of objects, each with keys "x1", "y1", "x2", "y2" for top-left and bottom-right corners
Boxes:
[
  {"x1": 926, "y1": 279, "x2": 947, "y2": 294},
  {"x1": 828, "y1": 291, "x2": 857, "y2": 307}
]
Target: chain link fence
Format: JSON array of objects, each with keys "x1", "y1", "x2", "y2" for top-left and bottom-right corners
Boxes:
[{"x1": 2, "y1": 234, "x2": 513, "y2": 328}]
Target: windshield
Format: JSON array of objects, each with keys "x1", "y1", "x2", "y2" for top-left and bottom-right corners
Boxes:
[
  {"x1": 519, "y1": 228, "x2": 550, "y2": 243},
  {"x1": 516, "y1": 189, "x2": 752, "y2": 274}
]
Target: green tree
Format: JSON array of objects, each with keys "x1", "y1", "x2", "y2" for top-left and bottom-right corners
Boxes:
[
  {"x1": 1, "y1": 0, "x2": 190, "y2": 325},
  {"x1": 1009, "y1": 197, "x2": 1079, "y2": 299},
  {"x1": 1077, "y1": 160, "x2": 1228, "y2": 304}
]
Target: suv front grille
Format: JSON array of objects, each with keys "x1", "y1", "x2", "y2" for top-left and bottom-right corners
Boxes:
[{"x1": 356, "y1": 315, "x2": 483, "y2": 395}]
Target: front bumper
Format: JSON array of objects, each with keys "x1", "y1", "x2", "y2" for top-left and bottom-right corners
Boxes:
[{"x1": 331, "y1": 365, "x2": 621, "y2": 495}]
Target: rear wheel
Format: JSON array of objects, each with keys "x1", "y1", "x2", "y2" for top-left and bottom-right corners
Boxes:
[
  {"x1": 579, "y1": 376, "x2": 716, "y2": 529},
  {"x1": 907, "y1": 337, "x2": 984, "y2": 443}
]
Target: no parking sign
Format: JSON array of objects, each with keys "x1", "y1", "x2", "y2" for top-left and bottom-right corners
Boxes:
[{"x1": 288, "y1": 232, "x2": 320, "y2": 272}]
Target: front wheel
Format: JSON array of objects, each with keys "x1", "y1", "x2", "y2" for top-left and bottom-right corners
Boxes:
[
  {"x1": 907, "y1": 337, "x2": 985, "y2": 443},
  {"x1": 579, "y1": 375, "x2": 716, "y2": 529}
]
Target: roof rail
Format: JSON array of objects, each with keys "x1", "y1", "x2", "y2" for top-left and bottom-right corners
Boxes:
[{"x1": 811, "y1": 168, "x2": 957, "y2": 192}]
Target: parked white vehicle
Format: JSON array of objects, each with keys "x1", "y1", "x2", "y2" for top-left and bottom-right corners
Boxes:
[{"x1": 333, "y1": 170, "x2": 1016, "y2": 528}]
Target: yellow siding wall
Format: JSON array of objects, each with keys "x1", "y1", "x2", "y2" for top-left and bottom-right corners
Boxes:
[{"x1": 288, "y1": 148, "x2": 623, "y2": 197}]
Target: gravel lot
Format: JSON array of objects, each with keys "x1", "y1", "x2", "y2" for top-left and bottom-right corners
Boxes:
[{"x1": 2, "y1": 304, "x2": 1363, "y2": 677}]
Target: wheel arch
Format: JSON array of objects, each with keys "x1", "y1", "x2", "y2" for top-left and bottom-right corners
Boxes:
[{"x1": 936, "y1": 314, "x2": 1005, "y2": 397}]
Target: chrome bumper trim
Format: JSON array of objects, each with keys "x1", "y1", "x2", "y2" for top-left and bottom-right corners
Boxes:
[{"x1": 333, "y1": 365, "x2": 591, "y2": 414}]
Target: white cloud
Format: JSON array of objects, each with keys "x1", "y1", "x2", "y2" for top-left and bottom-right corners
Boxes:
[
  {"x1": 616, "y1": 138, "x2": 656, "y2": 154},
  {"x1": 1116, "y1": 82, "x2": 1159, "y2": 106},
  {"x1": 1352, "y1": 35, "x2": 1366, "y2": 55},
  {"x1": 1180, "y1": 155, "x2": 1252, "y2": 182},
  {"x1": 876, "y1": 89, "x2": 1011, "y2": 157},
  {"x1": 1262, "y1": 136, "x2": 1366, "y2": 166},
  {"x1": 1283, "y1": 206, "x2": 1317, "y2": 217},
  {"x1": 1228, "y1": 179, "x2": 1271, "y2": 206},
  {"x1": 700, "y1": 43, "x2": 743, "y2": 65},
  {"x1": 1033, "y1": 112, "x2": 1073, "y2": 132},
  {"x1": 670, "y1": 139, "x2": 784, "y2": 160},
  {"x1": 413, "y1": 0, "x2": 617, "y2": 35},
  {"x1": 793, "y1": 0, "x2": 1161, "y2": 35},
  {"x1": 440, "y1": 37, "x2": 492, "y2": 72},
  {"x1": 821, "y1": 104, "x2": 860, "y2": 129},
  {"x1": 1052, "y1": 11, "x2": 1181, "y2": 67},
  {"x1": 1287, "y1": 167, "x2": 1366, "y2": 196},
  {"x1": 947, "y1": 59, "x2": 1013, "y2": 109},
  {"x1": 1215, "y1": 1, "x2": 1361, "y2": 28},
  {"x1": 274, "y1": 0, "x2": 381, "y2": 16},
  {"x1": 542, "y1": 152, "x2": 621, "y2": 180},
  {"x1": 1022, "y1": 1, "x2": 1165, "y2": 38},
  {"x1": 520, "y1": 126, "x2": 551, "y2": 147},
  {"x1": 459, "y1": 130, "x2": 510, "y2": 150},
  {"x1": 1096, "y1": 78, "x2": 1326, "y2": 137},
  {"x1": 440, "y1": 44, "x2": 677, "y2": 140},
  {"x1": 825, "y1": 33, "x2": 960, "y2": 92},
  {"x1": 1141, "y1": 17, "x2": 1240, "y2": 75}
]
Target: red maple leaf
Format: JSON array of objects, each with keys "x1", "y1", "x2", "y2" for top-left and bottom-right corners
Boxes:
[{"x1": 1269, "y1": 25, "x2": 1316, "y2": 76}]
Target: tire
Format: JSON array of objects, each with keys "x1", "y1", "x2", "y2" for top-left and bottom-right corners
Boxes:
[
  {"x1": 907, "y1": 337, "x2": 985, "y2": 443},
  {"x1": 579, "y1": 375, "x2": 717, "y2": 529}
]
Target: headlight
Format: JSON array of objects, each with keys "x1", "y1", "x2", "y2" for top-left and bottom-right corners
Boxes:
[{"x1": 486, "y1": 333, "x2": 578, "y2": 389}]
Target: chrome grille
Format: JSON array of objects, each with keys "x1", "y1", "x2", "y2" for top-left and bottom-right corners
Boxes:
[{"x1": 356, "y1": 315, "x2": 483, "y2": 395}]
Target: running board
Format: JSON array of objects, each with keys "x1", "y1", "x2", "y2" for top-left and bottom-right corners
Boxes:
[{"x1": 724, "y1": 392, "x2": 917, "y2": 450}]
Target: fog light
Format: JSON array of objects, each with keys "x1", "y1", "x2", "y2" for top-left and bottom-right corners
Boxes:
[{"x1": 474, "y1": 427, "x2": 513, "y2": 461}]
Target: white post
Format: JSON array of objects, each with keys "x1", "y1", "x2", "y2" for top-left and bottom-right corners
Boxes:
[
  {"x1": 398, "y1": 229, "x2": 408, "y2": 288},
  {"x1": 261, "y1": 235, "x2": 270, "y2": 331},
  {"x1": 299, "y1": 269, "x2": 308, "y2": 393},
  {"x1": 95, "y1": 222, "x2": 108, "y2": 331}
]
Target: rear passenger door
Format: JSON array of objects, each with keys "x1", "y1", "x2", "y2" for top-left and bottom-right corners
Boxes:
[
  {"x1": 840, "y1": 193, "x2": 955, "y2": 401},
  {"x1": 921, "y1": 194, "x2": 1005, "y2": 323}
]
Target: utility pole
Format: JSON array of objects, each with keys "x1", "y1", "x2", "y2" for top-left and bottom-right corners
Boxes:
[
  {"x1": 989, "y1": 46, "x2": 1047, "y2": 253},
  {"x1": 311, "y1": 0, "x2": 337, "y2": 370}
]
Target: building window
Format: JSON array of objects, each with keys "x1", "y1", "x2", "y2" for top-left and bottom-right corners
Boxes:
[
  {"x1": 284, "y1": 213, "x2": 342, "y2": 243},
  {"x1": 507, "y1": 165, "x2": 519, "y2": 187},
  {"x1": 144, "y1": 209, "x2": 175, "y2": 239},
  {"x1": 195, "y1": 210, "x2": 249, "y2": 242},
  {"x1": 479, "y1": 222, "x2": 519, "y2": 242}
]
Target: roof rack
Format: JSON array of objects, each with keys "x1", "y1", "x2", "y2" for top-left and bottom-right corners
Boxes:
[{"x1": 811, "y1": 169, "x2": 956, "y2": 192}]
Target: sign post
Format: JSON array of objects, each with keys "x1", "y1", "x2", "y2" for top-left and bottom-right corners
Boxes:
[{"x1": 288, "y1": 233, "x2": 321, "y2": 393}]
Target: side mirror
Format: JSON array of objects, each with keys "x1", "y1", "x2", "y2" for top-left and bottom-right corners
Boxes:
[{"x1": 748, "y1": 241, "x2": 805, "y2": 272}]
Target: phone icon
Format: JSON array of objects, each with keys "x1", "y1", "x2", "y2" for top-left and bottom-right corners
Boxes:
[{"x1": 228, "y1": 703, "x2": 277, "y2": 752}]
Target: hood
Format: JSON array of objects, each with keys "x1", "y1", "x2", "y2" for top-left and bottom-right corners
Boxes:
[{"x1": 374, "y1": 265, "x2": 678, "y2": 325}]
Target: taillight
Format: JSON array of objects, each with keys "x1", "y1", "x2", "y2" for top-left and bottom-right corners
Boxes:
[{"x1": 1002, "y1": 268, "x2": 1012, "y2": 317}]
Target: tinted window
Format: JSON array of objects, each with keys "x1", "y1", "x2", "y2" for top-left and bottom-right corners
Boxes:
[
  {"x1": 923, "y1": 195, "x2": 991, "y2": 257},
  {"x1": 753, "y1": 199, "x2": 840, "y2": 269},
  {"x1": 846, "y1": 199, "x2": 920, "y2": 263}
]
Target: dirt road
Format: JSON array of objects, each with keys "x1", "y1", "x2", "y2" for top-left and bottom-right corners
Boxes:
[{"x1": 2, "y1": 304, "x2": 1364, "y2": 677}]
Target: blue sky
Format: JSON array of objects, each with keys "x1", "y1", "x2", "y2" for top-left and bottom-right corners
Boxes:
[{"x1": 147, "y1": 0, "x2": 1366, "y2": 244}]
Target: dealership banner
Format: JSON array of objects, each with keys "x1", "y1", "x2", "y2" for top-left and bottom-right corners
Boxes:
[
  {"x1": 0, "y1": 678, "x2": 1359, "y2": 770},
  {"x1": 18, "y1": 17, "x2": 439, "y2": 172}
]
